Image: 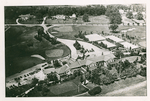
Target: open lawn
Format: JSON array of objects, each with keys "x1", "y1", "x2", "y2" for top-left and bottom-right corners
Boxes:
[
  {"x1": 118, "y1": 26, "x2": 146, "y2": 38},
  {"x1": 105, "y1": 81, "x2": 146, "y2": 96},
  {"x1": 48, "y1": 77, "x2": 88, "y2": 96},
  {"x1": 98, "y1": 75, "x2": 146, "y2": 95},
  {"x1": 5, "y1": 26, "x2": 70, "y2": 77},
  {"x1": 89, "y1": 15, "x2": 110, "y2": 24},
  {"x1": 18, "y1": 18, "x2": 43, "y2": 24},
  {"x1": 118, "y1": 25, "x2": 146, "y2": 45},
  {"x1": 122, "y1": 16, "x2": 135, "y2": 24},
  {"x1": 49, "y1": 25, "x2": 110, "y2": 40},
  {"x1": 45, "y1": 49, "x2": 64, "y2": 57},
  {"x1": 5, "y1": 19, "x2": 17, "y2": 24}
]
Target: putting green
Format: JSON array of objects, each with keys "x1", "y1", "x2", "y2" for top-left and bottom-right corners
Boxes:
[{"x1": 45, "y1": 49, "x2": 64, "y2": 57}]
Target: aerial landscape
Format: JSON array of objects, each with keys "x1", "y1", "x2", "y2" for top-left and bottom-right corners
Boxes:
[{"x1": 5, "y1": 4, "x2": 146, "y2": 97}]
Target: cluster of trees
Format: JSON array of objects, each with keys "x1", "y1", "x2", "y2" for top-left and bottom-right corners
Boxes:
[
  {"x1": 82, "y1": 14, "x2": 89, "y2": 22},
  {"x1": 114, "y1": 60, "x2": 140, "y2": 78},
  {"x1": 5, "y1": 5, "x2": 106, "y2": 20},
  {"x1": 73, "y1": 40, "x2": 81, "y2": 50},
  {"x1": 126, "y1": 11, "x2": 144, "y2": 20},
  {"x1": 47, "y1": 72, "x2": 59, "y2": 83},
  {"x1": 6, "y1": 78, "x2": 38, "y2": 97},
  {"x1": 126, "y1": 11, "x2": 133, "y2": 19},
  {"x1": 35, "y1": 27, "x2": 60, "y2": 45},
  {"x1": 105, "y1": 5, "x2": 122, "y2": 32},
  {"x1": 129, "y1": 4, "x2": 145, "y2": 12},
  {"x1": 74, "y1": 31, "x2": 89, "y2": 41},
  {"x1": 109, "y1": 24, "x2": 119, "y2": 32},
  {"x1": 88, "y1": 67, "x2": 118, "y2": 85},
  {"x1": 53, "y1": 60, "x2": 62, "y2": 67},
  {"x1": 88, "y1": 86, "x2": 102, "y2": 96},
  {"x1": 105, "y1": 5, "x2": 122, "y2": 24}
]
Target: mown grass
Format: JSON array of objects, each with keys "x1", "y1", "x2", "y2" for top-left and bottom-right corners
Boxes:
[
  {"x1": 5, "y1": 26, "x2": 70, "y2": 77},
  {"x1": 49, "y1": 25, "x2": 111, "y2": 40},
  {"x1": 99, "y1": 75, "x2": 146, "y2": 95}
]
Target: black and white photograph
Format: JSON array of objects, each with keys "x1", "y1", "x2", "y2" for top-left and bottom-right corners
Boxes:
[{"x1": 3, "y1": 1, "x2": 147, "y2": 98}]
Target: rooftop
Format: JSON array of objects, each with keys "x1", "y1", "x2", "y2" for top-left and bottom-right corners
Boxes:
[
  {"x1": 85, "y1": 34, "x2": 105, "y2": 41},
  {"x1": 105, "y1": 35, "x2": 124, "y2": 43},
  {"x1": 98, "y1": 40, "x2": 116, "y2": 48},
  {"x1": 120, "y1": 41, "x2": 139, "y2": 49}
]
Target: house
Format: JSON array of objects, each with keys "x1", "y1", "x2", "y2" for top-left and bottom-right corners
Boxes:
[
  {"x1": 19, "y1": 14, "x2": 35, "y2": 21},
  {"x1": 88, "y1": 53, "x2": 115, "y2": 68},
  {"x1": 53, "y1": 15, "x2": 66, "y2": 20},
  {"x1": 69, "y1": 14, "x2": 76, "y2": 19},
  {"x1": 120, "y1": 41, "x2": 139, "y2": 50}
]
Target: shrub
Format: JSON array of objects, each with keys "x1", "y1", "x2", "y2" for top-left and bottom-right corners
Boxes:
[{"x1": 88, "y1": 86, "x2": 102, "y2": 96}]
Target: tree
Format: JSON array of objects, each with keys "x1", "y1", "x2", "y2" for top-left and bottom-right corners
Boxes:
[
  {"x1": 88, "y1": 86, "x2": 102, "y2": 96},
  {"x1": 136, "y1": 12, "x2": 143, "y2": 20},
  {"x1": 82, "y1": 14, "x2": 89, "y2": 22},
  {"x1": 126, "y1": 11, "x2": 133, "y2": 19},
  {"x1": 109, "y1": 24, "x2": 118, "y2": 32}
]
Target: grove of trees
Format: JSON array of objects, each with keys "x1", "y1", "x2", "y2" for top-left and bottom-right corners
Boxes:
[{"x1": 126, "y1": 11, "x2": 133, "y2": 19}]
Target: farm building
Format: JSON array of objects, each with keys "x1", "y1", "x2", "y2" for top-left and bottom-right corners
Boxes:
[
  {"x1": 105, "y1": 35, "x2": 124, "y2": 43},
  {"x1": 120, "y1": 41, "x2": 139, "y2": 49},
  {"x1": 98, "y1": 40, "x2": 116, "y2": 49},
  {"x1": 85, "y1": 34, "x2": 105, "y2": 42}
]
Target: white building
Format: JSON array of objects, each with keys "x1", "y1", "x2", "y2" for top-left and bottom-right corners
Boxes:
[
  {"x1": 105, "y1": 35, "x2": 124, "y2": 43},
  {"x1": 85, "y1": 34, "x2": 105, "y2": 42},
  {"x1": 120, "y1": 41, "x2": 139, "y2": 49}
]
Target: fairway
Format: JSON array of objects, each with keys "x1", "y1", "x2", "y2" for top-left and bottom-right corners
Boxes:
[
  {"x1": 89, "y1": 15, "x2": 110, "y2": 24},
  {"x1": 45, "y1": 49, "x2": 64, "y2": 57},
  {"x1": 53, "y1": 26, "x2": 73, "y2": 32},
  {"x1": 49, "y1": 25, "x2": 110, "y2": 40}
]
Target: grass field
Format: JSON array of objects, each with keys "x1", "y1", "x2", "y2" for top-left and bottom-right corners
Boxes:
[
  {"x1": 18, "y1": 18, "x2": 42, "y2": 24},
  {"x1": 98, "y1": 75, "x2": 146, "y2": 95},
  {"x1": 5, "y1": 26, "x2": 70, "y2": 77},
  {"x1": 118, "y1": 26, "x2": 146, "y2": 38},
  {"x1": 88, "y1": 15, "x2": 110, "y2": 24},
  {"x1": 49, "y1": 25, "x2": 110, "y2": 40},
  {"x1": 5, "y1": 19, "x2": 17, "y2": 24},
  {"x1": 48, "y1": 77, "x2": 88, "y2": 96},
  {"x1": 45, "y1": 49, "x2": 64, "y2": 57}
]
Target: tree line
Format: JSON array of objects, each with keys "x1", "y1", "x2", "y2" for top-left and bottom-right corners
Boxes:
[{"x1": 5, "y1": 5, "x2": 106, "y2": 20}]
